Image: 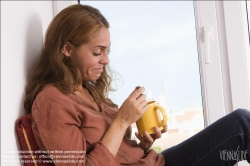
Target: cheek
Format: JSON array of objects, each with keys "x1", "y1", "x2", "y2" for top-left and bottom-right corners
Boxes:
[
  {"x1": 77, "y1": 59, "x2": 93, "y2": 76},
  {"x1": 83, "y1": 61, "x2": 95, "y2": 73},
  {"x1": 71, "y1": 53, "x2": 86, "y2": 70},
  {"x1": 70, "y1": 51, "x2": 97, "y2": 77}
]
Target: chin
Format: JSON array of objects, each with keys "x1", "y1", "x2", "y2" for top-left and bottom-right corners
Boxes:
[
  {"x1": 82, "y1": 74, "x2": 101, "y2": 82},
  {"x1": 92, "y1": 75, "x2": 101, "y2": 81},
  {"x1": 89, "y1": 77, "x2": 100, "y2": 82}
]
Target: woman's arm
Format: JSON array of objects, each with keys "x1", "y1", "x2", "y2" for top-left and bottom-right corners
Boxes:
[
  {"x1": 101, "y1": 87, "x2": 148, "y2": 156},
  {"x1": 32, "y1": 86, "x2": 147, "y2": 165},
  {"x1": 32, "y1": 98, "x2": 120, "y2": 166},
  {"x1": 100, "y1": 118, "x2": 130, "y2": 156}
]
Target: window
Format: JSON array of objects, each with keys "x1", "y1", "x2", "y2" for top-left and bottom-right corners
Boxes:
[
  {"x1": 195, "y1": 1, "x2": 250, "y2": 165},
  {"x1": 81, "y1": 1, "x2": 204, "y2": 151}
]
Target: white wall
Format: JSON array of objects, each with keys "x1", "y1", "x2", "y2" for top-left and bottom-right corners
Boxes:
[{"x1": 1, "y1": 1, "x2": 53, "y2": 165}]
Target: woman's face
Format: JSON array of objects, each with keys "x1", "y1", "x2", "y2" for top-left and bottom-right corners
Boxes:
[{"x1": 66, "y1": 27, "x2": 110, "y2": 81}]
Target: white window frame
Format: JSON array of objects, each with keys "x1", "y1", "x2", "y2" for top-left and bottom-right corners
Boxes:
[
  {"x1": 222, "y1": 1, "x2": 250, "y2": 111},
  {"x1": 195, "y1": 0, "x2": 250, "y2": 122},
  {"x1": 195, "y1": 1, "x2": 250, "y2": 165},
  {"x1": 194, "y1": 1, "x2": 226, "y2": 126}
]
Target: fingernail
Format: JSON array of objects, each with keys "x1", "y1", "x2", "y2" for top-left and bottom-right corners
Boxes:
[{"x1": 135, "y1": 86, "x2": 140, "y2": 89}]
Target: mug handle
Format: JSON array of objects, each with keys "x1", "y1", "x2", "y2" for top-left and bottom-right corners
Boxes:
[{"x1": 153, "y1": 106, "x2": 167, "y2": 127}]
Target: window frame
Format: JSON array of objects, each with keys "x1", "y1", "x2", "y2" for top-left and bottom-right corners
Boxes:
[
  {"x1": 194, "y1": 0, "x2": 250, "y2": 125},
  {"x1": 195, "y1": 1, "x2": 250, "y2": 165},
  {"x1": 194, "y1": 1, "x2": 226, "y2": 126}
]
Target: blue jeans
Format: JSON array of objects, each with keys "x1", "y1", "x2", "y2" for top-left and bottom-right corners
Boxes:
[{"x1": 161, "y1": 109, "x2": 250, "y2": 166}]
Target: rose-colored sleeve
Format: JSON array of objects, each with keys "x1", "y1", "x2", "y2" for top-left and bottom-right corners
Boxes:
[{"x1": 32, "y1": 98, "x2": 120, "y2": 166}]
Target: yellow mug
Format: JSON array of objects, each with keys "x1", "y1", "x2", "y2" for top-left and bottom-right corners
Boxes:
[{"x1": 136, "y1": 101, "x2": 167, "y2": 135}]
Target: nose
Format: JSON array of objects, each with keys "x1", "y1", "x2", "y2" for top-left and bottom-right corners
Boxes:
[{"x1": 100, "y1": 52, "x2": 109, "y2": 65}]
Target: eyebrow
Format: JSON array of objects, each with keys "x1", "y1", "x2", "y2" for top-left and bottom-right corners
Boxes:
[{"x1": 93, "y1": 43, "x2": 111, "y2": 49}]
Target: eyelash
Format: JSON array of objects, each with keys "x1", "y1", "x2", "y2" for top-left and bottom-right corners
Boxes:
[
  {"x1": 93, "y1": 49, "x2": 110, "y2": 56},
  {"x1": 93, "y1": 53, "x2": 101, "y2": 56}
]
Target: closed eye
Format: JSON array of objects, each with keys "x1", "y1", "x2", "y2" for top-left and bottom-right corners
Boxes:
[
  {"x1": 93, "y1": 47, "x2": 110, "y2": 56},
  {"x1": 93, "y1": 53, "x2": 101, "y2": 56}
]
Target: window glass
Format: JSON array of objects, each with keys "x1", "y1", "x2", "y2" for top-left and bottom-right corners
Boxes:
[{"x1": 81, "y1": 1, "x2": 205, "y2": 151}]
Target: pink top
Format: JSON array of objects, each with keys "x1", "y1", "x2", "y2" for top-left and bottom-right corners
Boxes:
[{"x1": 32, "y1": 85, "x2": 165, "y2": 166}]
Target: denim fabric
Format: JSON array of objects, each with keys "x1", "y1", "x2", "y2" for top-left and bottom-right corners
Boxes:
[{"x1": 161, "y1": 109, "x2": 250, "y2": 166}]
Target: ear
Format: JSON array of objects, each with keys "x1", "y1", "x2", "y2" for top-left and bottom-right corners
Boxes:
[{"x1": 62, "y1": 42, "x2": 72, "y2": 57}]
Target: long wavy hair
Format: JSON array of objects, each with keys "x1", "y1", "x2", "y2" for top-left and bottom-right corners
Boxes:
[{"x1": 24, "y1": 4, "x2": 117, "y2": 113}]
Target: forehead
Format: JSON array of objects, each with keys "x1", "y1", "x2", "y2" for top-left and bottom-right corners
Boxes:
[{"x1": 87, "y1": 27, "x2": 111, "y2": 48}]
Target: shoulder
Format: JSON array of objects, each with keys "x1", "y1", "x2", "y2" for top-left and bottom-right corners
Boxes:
[
  {"x1": 33, "y1": 84, "x2": 73, "y2": 110},
  {"x1": 32, "y1": 85, "x2": 82, "y2": 133},
  {"x1": 38, "y1": 84, "x2": 64, "y2": 97},
  {"x1": 36, "y1": 84, "x2": 69, "y2": 101}
]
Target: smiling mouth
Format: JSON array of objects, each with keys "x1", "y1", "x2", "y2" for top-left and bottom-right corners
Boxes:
[{"x1": 94, "y1": 68, "x2": 103, "y2": 73}]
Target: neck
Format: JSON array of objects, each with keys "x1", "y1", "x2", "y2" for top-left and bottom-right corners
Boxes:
[{"x1": 76, "y1": 85, "x2": 96, "y2": 103}]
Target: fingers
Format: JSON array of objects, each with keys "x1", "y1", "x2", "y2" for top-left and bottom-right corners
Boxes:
[
  {"x1": 152, "y1": 126, "x2": 162, "y2": 139},
  {"x1": 138, "y1": 99, "x2": 147, "y2": 110},
  {"x1": 130, "y1": 86, "x2": 145, "y2": 100},
  {"x1": 143, "y1": 131, "x2": 154, "y2": 143},
  {"x1": 135, "y1": 127, "x2": 166, "y2": 140},
  {"x1": 135, "y1": 127, "x2": 166, "y2": 153},
  {"x1": 135, "y1": 131, "x2": 153, "y2": 153},
  {"x1": 130, "y1": 86, "x2": 147, "y2": 110},
  {"x1": 135, "y1": 86, "x2": 140, "y2": 90},
  {"x1": 135, "y1": 127, "x2": 164, "y2": 142},
  {"x1": 135, "y1": 132, "x2": 143, "y2": 141},
  {"x1": 161, "y1": 124, "x2": 168, "y2": 133},
  {"x1": 135, "y1": 131, "x2": 153, "y2": 143},
  {"x1": 147, "y1": 126, "x2": 166, "y2": 140},
  {"x1": 134, "y1": 87, "x2": 147, "y2": 106},
  {"x1": 137, "y1": 94, "x2": 147, "y2": 102}
]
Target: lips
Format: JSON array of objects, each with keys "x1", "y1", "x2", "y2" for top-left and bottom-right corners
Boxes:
[{"x1": 93, "y1": 68, "x2": 103, "y2": 73}]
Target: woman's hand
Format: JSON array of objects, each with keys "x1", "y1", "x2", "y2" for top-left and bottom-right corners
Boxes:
[
  {"x1": 115, "y1": 87, "x2": 148, "y2": 127},
  {"x1": 101, "y1": 86, "x2": 147, "y2": 157},
  {"x1": 135, "y1": 125, "x2": 168, "y2": 153}
]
